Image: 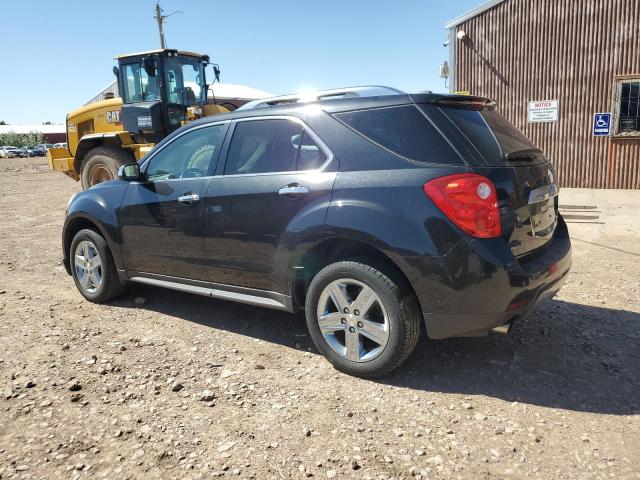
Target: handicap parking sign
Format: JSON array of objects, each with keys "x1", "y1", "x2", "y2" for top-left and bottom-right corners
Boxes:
[{"x1": 593, "y1": 113, "x2": 611, "y2": 136}]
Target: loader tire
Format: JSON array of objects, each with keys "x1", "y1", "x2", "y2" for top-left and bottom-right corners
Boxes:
[{"x1": 80, "y1": 146, "x2": 135, "y2": 190}]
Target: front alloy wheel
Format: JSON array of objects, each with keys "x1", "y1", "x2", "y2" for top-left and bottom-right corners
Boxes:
[
  {"x1": 69, "y1": 228, "x2": 126, "y2": 303},
  {"x1": 74, "y1": 240, "x2": 103, "y2": 294}
]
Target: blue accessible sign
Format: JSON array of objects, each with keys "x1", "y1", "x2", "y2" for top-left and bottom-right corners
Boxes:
[{"x1": 593, "y1": 113, "x2": 611, "y2": 136}]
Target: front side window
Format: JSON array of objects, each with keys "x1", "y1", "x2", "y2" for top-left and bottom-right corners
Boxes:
[
  {"x1": 121, "y1": 62, "x2": 160, "y2": 103},
  {"x1": 145, "y1": 124, "x2": 227, "y2": 181},
  {"x1": 225, "y1": 120, "x2": 311, "y2": 175},
  {"x1": 618, "y1": 79, "x2": 640, "y2": 134}
]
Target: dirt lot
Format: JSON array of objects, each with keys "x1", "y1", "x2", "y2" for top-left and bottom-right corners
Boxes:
[{"x1": 0, "y1": 157, "x2": 639, "y2": 480}]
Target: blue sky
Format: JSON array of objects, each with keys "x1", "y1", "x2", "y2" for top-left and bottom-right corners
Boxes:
[{"x1": 0, "y1": 0, "x2": 479, "y2": 124}]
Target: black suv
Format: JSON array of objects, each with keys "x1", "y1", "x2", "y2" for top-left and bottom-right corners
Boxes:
[{"x1": 62, "y1": 88, "x2": 571, "y2": 377}]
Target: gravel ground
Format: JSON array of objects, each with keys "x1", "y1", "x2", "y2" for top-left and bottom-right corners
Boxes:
[{"x1": 0, "y1": 157, "x2": 639, "y2": 479}]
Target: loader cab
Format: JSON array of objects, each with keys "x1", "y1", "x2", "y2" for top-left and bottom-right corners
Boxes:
[{"x1": 114, "y1": 49, "x2": 210, "y2": 143}]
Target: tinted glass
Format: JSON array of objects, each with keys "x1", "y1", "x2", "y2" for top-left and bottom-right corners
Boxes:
[
  {"x1": 481, "y1": 109, "x2": 538, "y2": 155},
  {"x1": 292, "y1": 132, "x2": 327, "y2": 170},
  {"x1": 146, "y1": 124, "x2": 226, "y2": 181},
  {"x1": 439, "y1": 107, "x2": 540, "y2": 163},
  {"x1": 334, "y1": 105, "x2": 462, "y2": 165},
  {"x1": 165, "y1": 56, "x2": 204, "y2": 106},
  {"x1": 225, "y1": 120, "x2": 303, "y2": 175},
  {"x1": 121, "y1": 62, "x2": 160, "y2": 103}
]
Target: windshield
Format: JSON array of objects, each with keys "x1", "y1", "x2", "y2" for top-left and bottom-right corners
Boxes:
[
  {"x1": 121, "y1": 61, "x2": 161, "y2": 103},
  {"x1": 165, "y1": 56, "x2": 205, "y2": 106}
]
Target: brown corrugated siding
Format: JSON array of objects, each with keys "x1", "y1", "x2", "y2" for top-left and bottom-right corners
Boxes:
[{"x1": 453, "y1": 0, "x2": 640, "y2": 188}]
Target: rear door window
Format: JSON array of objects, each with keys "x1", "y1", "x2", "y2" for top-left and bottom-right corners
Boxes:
[
  {"x1": 225, "y1": 120, "x2": 303, "y2": 175},
  {"x1": 291, "y1": 132, "x2": 327, "y2": 170},
  {"x1": 224, "y1": 119, "x2": 328, "y2": 174},
  {"x1": 334, "y1": 105, "x2": 463, "y2": 165}
]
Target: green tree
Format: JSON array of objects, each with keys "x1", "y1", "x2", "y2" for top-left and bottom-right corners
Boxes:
[
  {"x1": 0, "y1": 121, "x2": 7, "y2": 125},
  {"x1": 0, "y1": 131, "x2": 45, "y2": 148}
]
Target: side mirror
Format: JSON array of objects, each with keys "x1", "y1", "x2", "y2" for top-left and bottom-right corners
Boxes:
[
  {"x1": 143, "y1": 57, "x2": 156, "y2": 77},
  {"x1": 112, "y1": 65, "x2": 119, "y2": 77},
  {"x1": 118, "y1": 163, "x2": 141, "y2": 181}
]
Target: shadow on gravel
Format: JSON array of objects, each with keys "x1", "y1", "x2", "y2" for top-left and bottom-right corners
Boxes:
[
  {"x1": 119, "y1": 287, "x2": 640, "y2": 416},
  {"x1": 385, "y1": 300, "x2": 640, "y2": 416}
]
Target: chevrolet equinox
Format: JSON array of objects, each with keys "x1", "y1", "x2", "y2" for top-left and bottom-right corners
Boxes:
[{"x1": 62, "y1": 89, "x2": 571, "y2": 377}]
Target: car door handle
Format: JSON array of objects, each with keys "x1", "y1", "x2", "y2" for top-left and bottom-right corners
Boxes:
[
  {"x1": 278, "y1": 184, "x2": 309, "y2": 197},
  {"x1": 177, "y1": 193, "x2": 200, "y2": 205}
]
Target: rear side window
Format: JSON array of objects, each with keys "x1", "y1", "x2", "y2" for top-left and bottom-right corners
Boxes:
[
  {"x1": 438, "y1": 107, "x2": 540, "y2": 163},
  {"x1": 334, "y1": 105, "x2": 463, "y2": 165}
]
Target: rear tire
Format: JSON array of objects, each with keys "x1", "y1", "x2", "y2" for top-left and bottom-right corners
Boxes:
[
  {"x1": 80, "y1": 146, "x2": 134, "y2": 189},
  {"x1": 305, "y1": 260, "x2": 422, "y2": 377},
  {"x1": 70, "y1": 229, "x2": 126, "y2": 303}
]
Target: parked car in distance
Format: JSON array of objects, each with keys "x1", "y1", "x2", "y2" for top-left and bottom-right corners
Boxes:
[
  {"x1": 52, "y1": 142, "x2": 68, "y2": 149},
  {"x1": 29, "y1": 146, "x2": 44, "y2": 157},
  {"x1": 61, "y1": 87, "x2": 571, "y2": 377},
  {"x1": 0, "y1": 146, "x2": 20, "y2": 158},
  {"x1": 30, "y1": 144, "x2": 52, "y2": 157},
  {"x1": 17, "y1": 146, "x2": 32, "y2": 158}
]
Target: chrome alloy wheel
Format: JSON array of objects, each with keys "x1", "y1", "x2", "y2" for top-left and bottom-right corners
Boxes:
[
  {"x1": 74, "y1": 240, "x2": 103, "y2": 294},
  {"x1": 316, "y1": 278, "x2": 390, "y2": 362}
]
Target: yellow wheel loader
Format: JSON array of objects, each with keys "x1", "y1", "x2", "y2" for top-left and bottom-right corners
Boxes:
[{"x1": 48, "y1": 49, "x2": 228, "y2": 189}]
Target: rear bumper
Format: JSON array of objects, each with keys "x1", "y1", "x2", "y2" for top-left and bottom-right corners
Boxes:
[
  {"x1": 416, "y1": 215, "x2": 572, "y2": 339},
  {"x1": 423, "y1": 268, "x2": 567, "y2": 338}
]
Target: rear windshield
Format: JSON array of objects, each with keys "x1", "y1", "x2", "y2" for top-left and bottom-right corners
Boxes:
[
  {"x1": 333, "y1": 105, "x2": 463, "y2": 165},
  {"x1": 436, "y1": 107, "x2": 542, "y2": 163}
]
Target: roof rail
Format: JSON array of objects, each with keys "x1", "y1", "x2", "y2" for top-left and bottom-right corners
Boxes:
[{"x1": 237, "y1": 86, "x2": 405, "y2": 111}]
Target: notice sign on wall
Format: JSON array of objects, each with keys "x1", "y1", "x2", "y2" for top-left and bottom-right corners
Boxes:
[{"x1": 528, "y1": 100, "x2": 559, "y2": 123}]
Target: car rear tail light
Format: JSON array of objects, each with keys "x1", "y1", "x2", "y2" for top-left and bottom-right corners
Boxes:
[{"x1": 424, "y1": 173, "x2": 501, "y2": 238}]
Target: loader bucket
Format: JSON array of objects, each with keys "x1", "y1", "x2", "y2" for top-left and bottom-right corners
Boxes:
[{"x1": 47, "y1": 148, "x2": 77, "y2": 180}]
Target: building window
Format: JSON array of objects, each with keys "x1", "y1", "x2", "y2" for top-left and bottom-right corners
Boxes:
[{"x1": 615, "y1": 77, "x2": 640, "y2": 135}]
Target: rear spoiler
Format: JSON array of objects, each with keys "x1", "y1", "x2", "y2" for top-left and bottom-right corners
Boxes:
[
  {"x1": 503, "y1": 148, "x2": 544, "y2": 162},
  {"x1": 410, "y1": 94, "x2": 496, "y2": 111}
]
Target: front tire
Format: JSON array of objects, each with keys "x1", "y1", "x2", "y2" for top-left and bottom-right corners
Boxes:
[
  {"x1": 70, "y1": 229, "x2": 126, "y2": 303},
  {"x1": 305, "y1": 260, "x2": 421, "y2": 377},
  {"x1": 80, "y1": 146, "x2": 134, "y2": 189}
]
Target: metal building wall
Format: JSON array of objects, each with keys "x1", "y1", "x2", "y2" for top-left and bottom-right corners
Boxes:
[
  {"x1": 451, "y1": 0, "x2": 640, "y2": 188},
  {"x1": 85, "y1": 81, "x2": 119, "y2": 105}
]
